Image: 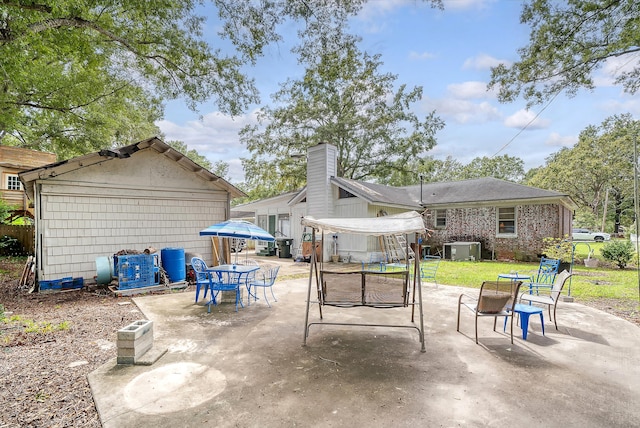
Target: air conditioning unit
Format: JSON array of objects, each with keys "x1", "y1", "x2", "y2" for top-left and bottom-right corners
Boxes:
[{"x1": 443, "y1": 242, "x2": 481, "y2": 261}]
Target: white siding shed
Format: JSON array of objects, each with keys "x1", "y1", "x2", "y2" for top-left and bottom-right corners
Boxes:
[{"x1": 20, "y1": 137, "x2": 244, "y2": 281}]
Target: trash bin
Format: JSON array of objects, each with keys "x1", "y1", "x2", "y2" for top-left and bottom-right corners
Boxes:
[{"x1": 276, "y1": 238, "x2": 293, "y2": 258}]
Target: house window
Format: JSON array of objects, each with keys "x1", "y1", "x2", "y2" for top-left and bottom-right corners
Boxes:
[
  {"x1": 6, "y1": 174, "x2": 22, "y2": 191},
  {"x1": 278, "y1": 214, "x2": 290, "y2": 237},
  {"x1": 434, "y1": 210, "x2": 446, "y2": 228},
  {"x1": 497, "y1": 207, "x2": 516, "y2": 235}
]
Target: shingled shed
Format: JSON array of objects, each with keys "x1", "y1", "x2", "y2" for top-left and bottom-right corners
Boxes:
[{"x1": 19, "y1": 137, "x2": 244, "y2": 283}]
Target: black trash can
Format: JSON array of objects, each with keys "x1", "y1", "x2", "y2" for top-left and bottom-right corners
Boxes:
[{"x1": 277, "y1": 238, "x2": 293, "y2": 258}]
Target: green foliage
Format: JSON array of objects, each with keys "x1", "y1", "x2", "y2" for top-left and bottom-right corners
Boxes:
[
  {"x1": 240, "y1": 36, "x2": 444, "y2": 198},
  {"x1": 526, "y1": 114, "x2": 638, "y2": 230},
  {"x1": 601, "y1": 240, "x2": 636, "y2": 269},
  {"x1": 488, "y1": 0, "x2": 640, "y2": 106},
  {"x1": 1, "y1": 1, "x2": 444, "y2": 162},
  {"x1": 541, "y1": 235, "x2": 573, "y2": 263},
  {"x1": 458, "y1": 155, "x2": 525, "y2": 183},
  {"x1": 0, "y1": 199, "x2": 15, "y2": 225},
  {"x1": 0, "y1": 235, "x2": 25, "y2": 256},
  {"x1": 2, "y1": 313, "x2": 71, "y2": 335},
  {"x1": 384, "y1": 154, "x2": 526, "y2": 187}
]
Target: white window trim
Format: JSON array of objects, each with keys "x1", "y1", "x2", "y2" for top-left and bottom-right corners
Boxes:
[
  {"x1": 496, "y1": 206, "x2": 517, "y2": 237},
  {"x1": 6, "y1": 174, "x2": 22, "y2": 191}
]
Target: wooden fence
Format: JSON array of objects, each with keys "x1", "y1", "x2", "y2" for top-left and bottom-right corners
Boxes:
[{"x1": 0, "y1": 225, "x2": 35, "y2": 255}]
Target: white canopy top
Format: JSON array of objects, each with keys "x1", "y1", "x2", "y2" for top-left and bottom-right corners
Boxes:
[{"x1": 301, "y1": 211, "x2": 426, "y2": 236}]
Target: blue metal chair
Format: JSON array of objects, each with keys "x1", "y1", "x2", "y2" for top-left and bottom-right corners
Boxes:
[
  {"x1": 248, "y1": 266, "x2": 280, "y2": 307},
  {"x1": 420, "y1": 255, "x2": 441, "y2": 287},
  {"x1": 190, "y1": 257, "x2": 211, "y2": 303},
  {"x1": 526, "y1": 257, "x2": 560, "y2": 294},
  {"x1": 209, "y1": 269, "x2": 245, "y2": 312}
]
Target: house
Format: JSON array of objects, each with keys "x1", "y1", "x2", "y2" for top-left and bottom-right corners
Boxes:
[
  {"x1": 19, "y1": 137, "x2": 244, "y2": 282},
  {"x1": 0, "y1": 146, "x2": 57, "y2": 221},
  {"x1": 233, "y1": 142, "x2": 576, "y2": 262}
]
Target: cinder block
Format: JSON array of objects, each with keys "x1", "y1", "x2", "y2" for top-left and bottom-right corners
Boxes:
[
  {"x1": 117, "y1": 320, "x2": 153, "y2": 365},
  {"x1": 117, "y1": 320, "x2": 153, "y2": 341}
]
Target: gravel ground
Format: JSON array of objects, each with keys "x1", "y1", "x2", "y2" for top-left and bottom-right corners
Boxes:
[
  {"x1": 1, "y1": 257, "x2": 639, "y2": 427},
  {"x1": 0, "y1": 259, "x2": 143, "y2": 428}
]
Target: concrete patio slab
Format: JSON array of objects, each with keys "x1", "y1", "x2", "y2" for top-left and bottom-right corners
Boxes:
[{"x1": 89, "y1": 274, "x2": 640, "y2": 428}]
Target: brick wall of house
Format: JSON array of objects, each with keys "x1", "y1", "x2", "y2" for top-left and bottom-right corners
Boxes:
[{"x1": 426, "y1": 203, "x2": 561, "y2": 261}]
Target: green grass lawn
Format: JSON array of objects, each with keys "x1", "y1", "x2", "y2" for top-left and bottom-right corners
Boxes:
[{"x1": 433, "y1": 259, "x2": 640, "y2": 302}]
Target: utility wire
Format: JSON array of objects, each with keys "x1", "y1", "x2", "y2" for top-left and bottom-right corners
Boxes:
[{"x1": 492, "y1": 90, "x2": 561, "y2": 157}]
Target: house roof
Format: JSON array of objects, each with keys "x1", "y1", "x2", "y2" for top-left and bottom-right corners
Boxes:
[
  {"x1": 330, "y1": 177, "x2": 423, "y2": 210},
  {"x1": 18, "y1": 137, "x2": 245, "y2": 200},
  {"x1": 236, "y1": 176, "x2": 576, "y2": 215},
  {"x1": 404, "y1": 177, "x2": 577, "y2": 209},
  {"x1": 232, "y1": 190, "x2": 301, "y2": 212}
]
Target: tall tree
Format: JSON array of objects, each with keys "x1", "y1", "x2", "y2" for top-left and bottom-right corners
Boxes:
[
  {"x1": 240, "y1": 37, "x2": 444, "y2": 197},
  {"x1": 526, "y1": 114, "x2": 638, "y2": 231},
  {"x1": 3, "y1": 1, "x2": 422, "y2": 157},
  {"x1": 488, "y1": 0, "x2": 640, "y2": 106},
  {"x1": 459, "y1": 155, "x2": 525, "y2": 182}
]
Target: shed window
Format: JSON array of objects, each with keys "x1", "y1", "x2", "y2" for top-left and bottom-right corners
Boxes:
[
  {"x1": 434, "y1": 210, "x2": 446, "y2": 228},
  {"x1": 497, "y1": 207, "x2": 516, "y2": 235},
  {"x1": 6, "y1": 175, "x2": 22, "y2": 191}
]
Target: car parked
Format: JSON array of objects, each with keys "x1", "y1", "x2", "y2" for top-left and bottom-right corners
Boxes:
[{"x1": 572, "y1": 228, "x2": 611, "y2": 242}]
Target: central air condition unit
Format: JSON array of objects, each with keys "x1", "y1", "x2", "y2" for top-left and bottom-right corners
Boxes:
[{"x1": 443, "y1": 242, "x2": 481, "y2": 261}]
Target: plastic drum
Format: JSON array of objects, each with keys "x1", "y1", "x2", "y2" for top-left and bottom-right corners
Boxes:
[{"x1": 161, "y1": 247, "x2": 186, "y2": 283}]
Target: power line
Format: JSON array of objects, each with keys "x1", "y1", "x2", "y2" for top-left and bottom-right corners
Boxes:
[{"x1": 492, "y1": 90, "x2": 561, "y2": 157}]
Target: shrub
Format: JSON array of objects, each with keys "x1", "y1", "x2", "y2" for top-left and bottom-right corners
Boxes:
[
  {"x1": 541, "y1": 235, "x2": 573, "y2": 263},
  {"x1": 0, "y1": 235, "x2": 25, "y2": 256},
  {"x1": 601, "y1": 240, "x2": 636, "y2": 269}
]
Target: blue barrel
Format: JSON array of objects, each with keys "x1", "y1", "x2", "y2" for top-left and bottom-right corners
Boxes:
[{"x1": 161, "y1": 247, "x2": 186, "y2": 283}]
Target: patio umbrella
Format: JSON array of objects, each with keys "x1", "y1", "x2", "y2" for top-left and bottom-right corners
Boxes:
[{"x1": 199, "y1": 220, "x2": 275, "y2": 263}]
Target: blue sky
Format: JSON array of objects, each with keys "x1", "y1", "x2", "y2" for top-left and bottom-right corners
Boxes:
[{"x1": 157, "y1": 0, "x2": 639, "y2": 183}]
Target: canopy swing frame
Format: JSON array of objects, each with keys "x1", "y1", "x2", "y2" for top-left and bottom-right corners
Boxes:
[{"x1": 301, "y1": 213, "x2": 427, "y2": 353}]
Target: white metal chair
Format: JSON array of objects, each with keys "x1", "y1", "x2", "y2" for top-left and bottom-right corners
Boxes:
[{"x1": 520, "y1": 270, "x2": 572, "y2": 330}]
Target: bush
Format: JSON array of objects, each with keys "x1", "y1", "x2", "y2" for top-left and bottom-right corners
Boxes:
[
  {"x1": 541, "y1": 235, "x2": 573, "y2": 263},
  {"x1": 0, "y1": 235, "x2": 25, "y2": 256},
  {"x1": 601, "y1": 240, "x2": 636, "y2": 269}
]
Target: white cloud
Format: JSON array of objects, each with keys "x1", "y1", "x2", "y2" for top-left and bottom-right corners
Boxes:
[
  {"x1": 545, "y1": 132, "x2": 577, "y2": 148},
  {"x1": 409, "y1": 51, "x2": 436, "y2": 61},
  {"x1": 504, "y1": 109, "x2": 550, "y2": 130},
  {"x1": 447, "y1": 81, "x2": 496, "y2": 99},
  {"x1": 443, "y1": 0, "x2": 496, "y2": 11},
  {"x1": 600, "y1": 97, "x2": 640, "y2": 116},
  {"x1": 463, "y1": 53, "x2": 510, "y2": 70},
  {"x1": 594, "y1": 53, "x2": 640, "y2": 87},
  {"x1": 156, "y1": 110, "x2": 261, "y2": 182},
  {"x1": 425, "y1": 96, "x2": 501, "y2": 124},
  {"x1": 358, "y1": 0, "x2": 413, "y2": 19}
]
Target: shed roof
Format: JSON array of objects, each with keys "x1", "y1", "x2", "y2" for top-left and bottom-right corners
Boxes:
[{"x1": 19, "y1": 137, "x2": 245, "y2": 200}]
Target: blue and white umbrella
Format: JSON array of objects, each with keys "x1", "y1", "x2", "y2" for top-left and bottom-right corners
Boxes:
[{"x1": 199, "y1": 220, "x2": 275, "y2": 242}]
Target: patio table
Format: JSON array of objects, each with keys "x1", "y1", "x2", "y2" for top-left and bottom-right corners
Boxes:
[
  {"x1": 206, "y1": 264, "x2": 260, "y2": 310},
  {"x1": 498, "y1": 272, "x2": 532, "y2": 293}
]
